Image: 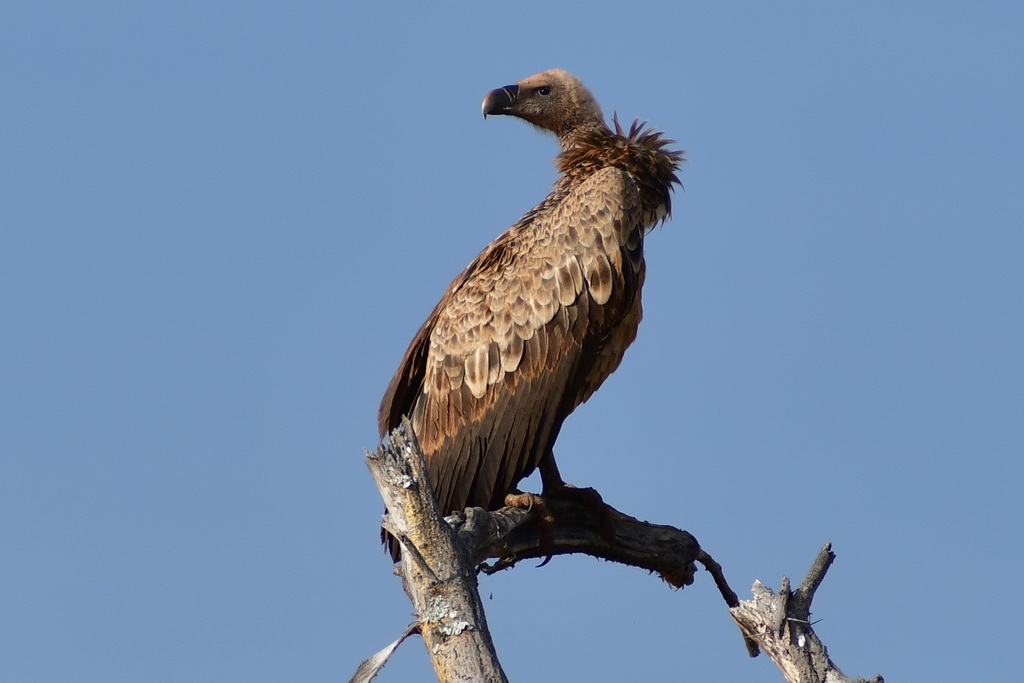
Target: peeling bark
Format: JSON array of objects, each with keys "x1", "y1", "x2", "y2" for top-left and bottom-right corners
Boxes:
[
  {"x1": 356, "y1": 424, "x2": 880, "y2": 682},
  {"x1": 361, "y1": 420, "x2": 507, "y2": 683}
]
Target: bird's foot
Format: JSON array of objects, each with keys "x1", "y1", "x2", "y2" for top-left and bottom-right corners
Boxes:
[
  {"x1": 503, "y1": 484, "x2": 615, "y2": 565},
  {"x1": 504, "y1": 491, "x2": 558, "y2": 566}
]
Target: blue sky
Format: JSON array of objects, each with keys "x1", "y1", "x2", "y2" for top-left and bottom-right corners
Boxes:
[{"x1": 2, "y1": 2, "x2": 1021, "y2": 681}]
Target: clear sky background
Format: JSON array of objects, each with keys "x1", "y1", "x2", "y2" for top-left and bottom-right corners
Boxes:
[{"x1": 2, "y1": 2, "x2": 1021, "y2": 681}]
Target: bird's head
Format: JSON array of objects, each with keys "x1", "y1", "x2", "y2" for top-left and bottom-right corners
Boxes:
[{"x1": 481, "y1": 69, "x2": 609, "y2": 148}]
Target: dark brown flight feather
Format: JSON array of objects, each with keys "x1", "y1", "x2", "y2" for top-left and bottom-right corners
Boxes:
[{"x1": 378, "y1": 70, "x2": 683, "y2": 560}]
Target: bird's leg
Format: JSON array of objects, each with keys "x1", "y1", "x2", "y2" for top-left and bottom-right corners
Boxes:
[
  {"x1": 538, "y1": 450, "x2": 614, "y2": 543},
  {"x1": 538, "y1": 450, "x2": 568, "y2": 497},
  {"x1": 499, "y1": 451, "x2": 572, "y2": 564},
  {"x1": 503, "y1": 452, "x2": 615, "y2": 565},
  {"x1": 539, "y1": 450, "x2": 604, "y2": 506}
]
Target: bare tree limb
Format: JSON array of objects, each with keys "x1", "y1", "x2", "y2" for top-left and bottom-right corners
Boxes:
[
  {"x1": 363, "y1": 420, "x2": 507, "y2": 683},
  {"x1": 359, "y1": 425, "x2": 879, "y2": 681},
  {"x1": 729, "y1": 543, "x2": 884, "y2": 683},
  {"x1": 471, "y1": 496, "x2": 702, "y2": 587},
  {"x1": 357, "y1": 423, "x2": 756, "y2": 681}
]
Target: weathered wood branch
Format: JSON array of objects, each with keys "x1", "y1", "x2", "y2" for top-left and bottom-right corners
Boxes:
[
  {"x1": 730, "y1": 543, "x2": 884, "y2": 683},
  {"x1": 358, "y1": 427, "x2": 881, "y2": 682},
  {"x1": 467, "y1": 495, "x2": 700, "y2": 587},
  {"x1": 361, "y1": 420, "x2": 507, "y2": 683},
  {"x1": 355, "y1": 421, "x2": 751, "y2": 681}
]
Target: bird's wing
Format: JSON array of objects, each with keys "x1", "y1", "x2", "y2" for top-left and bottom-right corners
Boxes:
[{"x1": 379, "y1": 166, "x2": 645, "y2": 514}]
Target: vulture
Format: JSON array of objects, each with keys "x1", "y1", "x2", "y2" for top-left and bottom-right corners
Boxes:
[{"x1": 379, "y1": 69, "x2": 683, "y2": 560}]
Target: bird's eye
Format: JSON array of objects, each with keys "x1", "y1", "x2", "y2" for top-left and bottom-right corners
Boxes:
[{"x1": 536, "y1": 86, "x2": 552, "y2": 96}]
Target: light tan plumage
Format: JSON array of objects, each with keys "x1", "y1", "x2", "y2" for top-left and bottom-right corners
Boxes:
[{"x1": 379, "y1": 70, "x2": 683, "y2": 559}]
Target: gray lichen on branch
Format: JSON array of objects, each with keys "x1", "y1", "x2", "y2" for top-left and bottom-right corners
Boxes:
[
  {"x1": 362, "y1": 420, "x2": 507, "y2": 683},
  {"x1": 357, "y1": 421, "x2": 744, "y2": 682}
]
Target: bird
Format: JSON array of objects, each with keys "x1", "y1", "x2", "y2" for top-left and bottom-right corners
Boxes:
[{"x1": 378, "y1": 69, "x2": 683, "y2": 561}]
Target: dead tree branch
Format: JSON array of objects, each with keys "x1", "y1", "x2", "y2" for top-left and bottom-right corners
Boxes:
[
  {"x1": 361, "y1": 420, "x2": 507, "y2": 683},
  {"x1": 355, "y1": 421, "x2": 752, "y2": 681},
  {"x1": 730, "y1": 543, "x2": 884, "y2": 683}
]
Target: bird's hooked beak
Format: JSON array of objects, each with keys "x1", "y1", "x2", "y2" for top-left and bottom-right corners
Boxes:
[{"x1": 481, "y1": 85, "x2": 520, "y2": 118}]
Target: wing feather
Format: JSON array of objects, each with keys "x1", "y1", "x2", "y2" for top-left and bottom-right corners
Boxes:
[
  {"x1": 379, "y1": 166, "x2": 646, "y2": 516},
  {"x1": 583, "y1": 253, "x2": 614, "y2": 305}
]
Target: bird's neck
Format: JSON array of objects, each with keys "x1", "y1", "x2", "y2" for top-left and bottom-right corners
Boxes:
[
  {"x1": 555, "y1": 121, "x2": 684, "y2": 227},
  {"x1": 557, "y1": 122, "x2": 613, "y2": 152}
]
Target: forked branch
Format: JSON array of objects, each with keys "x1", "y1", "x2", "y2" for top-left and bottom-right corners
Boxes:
[
  {"x1": 730, "y1": 543, "x2": 885, "y2": 683},
  {"x1": 356, "y1": 423, "x2": 876, "y2": 682}
]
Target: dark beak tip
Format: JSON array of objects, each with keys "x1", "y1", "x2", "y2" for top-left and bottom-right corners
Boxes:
[{"x1": 481, "y1": 85, "x2": 519, "y2": 119}]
